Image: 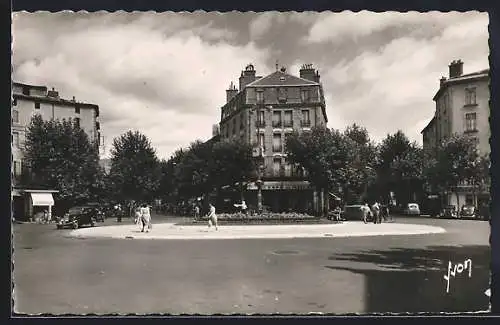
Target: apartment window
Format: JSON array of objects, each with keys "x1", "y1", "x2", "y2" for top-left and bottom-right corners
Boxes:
[
  {"x1": 258, "y1": 133, "x2": 265, "y2": 150},
  {"x1": 273, "y1": 158, "x2": 282, "y2": 176},
  {"x1": 272, "y1": 133, "x2": 282, "y2": 152},
  {"x1": 74, "y1": 117, "x2": 81, "y2": 127},
  {"x1": 257, "y1": 110, "x2": 265, "y2": 127},
  {"x1": 284, "y1": 163, "x2": 292, "y2": 177},
  {"x1": 75, "y1": 105, "x2": 81, "y2": 114},
  {"x1": 283, "y1": 110, "x2": 293, "y2": 127},
  {"x1": 465, "y1": 113, "x2": 477, "y2": 132},
  {"x1": 301, "y1": 109, "x2": 311, "y2": 127},
  {"x1": 22, "y1": 86, "x2": 29, "y2": 95},
  {"x1": 256, "y1": 90, "x2": 264, "y2": 104},
  {"x1": 301, "y1": 89, "x2": 310, "y2": 103},
  {"x1": 465, "y1": 88, "x2": 477, "y2": 105},
  {"x1": 278, "y1": 88, "x2": 287, "y2": 102},
  {"x1": 34, "y1": 102, "x2": 40, "y2": 109},
  {"x1": 13, "y1": 160, "x2": 20, "y2": 176},
  {"x1": 12, "y1": 132, "x2": 19, "y2": 147},
  {"x1": 12, "y1": 109, "x2": 19, "y2": 123},
  {"x1": 272, "y1": 111, "x2": 282, "y2": 127}
]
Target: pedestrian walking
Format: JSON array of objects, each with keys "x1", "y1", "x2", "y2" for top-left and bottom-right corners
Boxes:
[
  {"x1": 194, "y1": 205, "x2": 200, "y2": 220},
  {"x1": 134, "y1": 207, "x2": 142, "y2": 229},
  {"x1": 234, "y1": 200, "x2": 248, "y2": 215},
  {"x1": 140, "y1": 203, "x2": 152, "y2": 233},
  {"x1": 207, "y1": 203, "x2": 218, "y2": 231},
  {"x1": 371, "y1": 202, "x2": 381, "y2": 224},
  {"x1": 361, "y1": 203, "x2": 371, "y2": 223}
]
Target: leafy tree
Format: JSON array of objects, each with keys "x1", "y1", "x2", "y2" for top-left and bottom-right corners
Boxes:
[
  {"x1": 285, "y1": 126, "x2": 352, "y2": 216},
  {"x1": 23, "y1": 114, "x2": 102, "y2": 210},
  {"x1": 376, "y1": 130, "x2": 423, "y2": 205},
  {"x1": 108, "y1": 131, "x2": 161, "y2": 204},
  {"x1": 166, "y1": 139, "x2": 255, "y2": 205},
  {"x1": 427, "y1": 134, "x2": 489, "y2": 208},
  {"x1": 342, "y1": 124, "x2": 378, "y2": 203}
]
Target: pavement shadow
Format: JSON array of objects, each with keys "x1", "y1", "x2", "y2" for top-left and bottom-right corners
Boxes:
[{"x1": 326, "y1": 245, "x2": 491, "y2": 313}]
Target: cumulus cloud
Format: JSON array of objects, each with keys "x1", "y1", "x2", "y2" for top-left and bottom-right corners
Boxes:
[
  {"x1": 304, "y1": 10, "x2": 485, "y2": 44},
  {"x1": 13, "y1": 12, "x2": 270, "y2": 159},
  {"x1": 12, "y1": 11, "x2": 489, "y2": 159},
  {"x1": 320, "y1": 12, "x2": 489, "y2": 142}
]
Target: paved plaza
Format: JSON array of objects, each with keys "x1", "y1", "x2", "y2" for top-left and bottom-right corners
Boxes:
[
  {"x1": 68, "y1": 220, "x2": 446, "y2": 240},
  {"x1": 13, "y1": 215, "x2": 491, "y2": 315}
]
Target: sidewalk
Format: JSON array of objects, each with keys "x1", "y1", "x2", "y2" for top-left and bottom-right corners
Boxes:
[{"x1": 69, "y1": 221, "x2": 446, "y2": 240}]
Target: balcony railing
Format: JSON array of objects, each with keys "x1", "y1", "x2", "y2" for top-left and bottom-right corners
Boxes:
[
  {"x1": 283, "y1": 120, "x2": 293, "y2": 128},
  {"x1": 300, "y1": 120, "x2": 311, "y2": 127},
  {"x1": 272, "y1": 121, "x2": 282, "y2": 128}
]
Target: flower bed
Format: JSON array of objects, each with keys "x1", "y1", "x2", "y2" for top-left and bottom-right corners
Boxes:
[{"x1": 188, "y1": 212, "x2": 327, "y2": 225}]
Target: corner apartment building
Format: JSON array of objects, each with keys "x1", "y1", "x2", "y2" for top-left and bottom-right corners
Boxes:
[
  {"x1": 11, "y1": 82, "x2": 101, "y2": 221},
  {"x1": 218, "y1": 63, "x2": 328, "y2": 213},
  {"x1": 421, "y1": 60, "x2": 490, "y2": 209}
]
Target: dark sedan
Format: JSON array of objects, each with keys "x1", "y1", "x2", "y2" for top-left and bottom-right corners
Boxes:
[
  {"x1": 56, "y1": 206, "x2": 98, "y2": 229},
  {"x1": 460, "y1": 205, "x2": 477, "y2": 219}
]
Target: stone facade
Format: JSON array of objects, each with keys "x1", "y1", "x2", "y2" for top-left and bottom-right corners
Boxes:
[
  {"x1": 11, "y1": 82, "x2": 101, "y2": 221},
  {"x1": 217, "y1": 64, "x2": 328, "y2": 213},
  {"x1": 421, "y1": 60, "x2": 490, "y2": 209}
]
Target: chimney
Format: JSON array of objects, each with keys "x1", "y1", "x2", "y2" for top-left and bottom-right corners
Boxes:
[
  {"x1": 440, "y1": 76, "x2": 447, "y2": 87},
  {"x1": 300, "y1": 64, "x2": 320, "y2": 82},
  {"x1": 47, "y1": 87, "x2": 59, "y2": 98},
  {"x1": 449, "y1": 59, "x2": 464, "y2": 78},
  {"x1": 238, "y1": 63, "x2": 257, "y2": 91},
  {"x1": 225, "y1": 81, "x2": 238, "y2": 103},
  {"x1": 212, "y1": 124, "x2": 220, "y2": 137}
]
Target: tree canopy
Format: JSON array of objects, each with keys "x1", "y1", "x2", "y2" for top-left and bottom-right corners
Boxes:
[
  {"x1": 23, "y1": 114, "x2": 103, "y2": 206},
  {"x1": 108, "y1": 130, "x2": 161, "y2": 203}
]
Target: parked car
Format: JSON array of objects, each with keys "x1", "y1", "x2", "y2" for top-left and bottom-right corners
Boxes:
[
  {"x1": 56, "y1": 205, "x2": 99, "y2": 229},
  {"x1": 84, "y1": 202, "x2": 106, "y2": 222},
  {"x1": 460, "y1": 205, "x2": 477, "y2": 218},
  {"x1": 343, "y1": 205, "x2": 371, "y2": 222},
  {"x1": 440, "y1": 205, "x2": 458, "y2": 219},
  {"x1": 404, "y1": 203, "x2": 420, "y2": 216}
]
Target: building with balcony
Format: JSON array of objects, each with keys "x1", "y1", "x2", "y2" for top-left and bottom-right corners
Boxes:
[
  {"x1": 421, "y1": 60, "x2": 490, "y2": 209},
  {"x1": 217, "y1": 63, "x2": 328, "y2": 213},
  {"x1": 11, "y1": 82, "x2": 101, "y2": 221}
]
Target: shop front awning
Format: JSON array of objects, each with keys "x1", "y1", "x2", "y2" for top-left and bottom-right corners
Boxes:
[{"x1": 30, "y1": 193, "x2": 55, "y2": 206}]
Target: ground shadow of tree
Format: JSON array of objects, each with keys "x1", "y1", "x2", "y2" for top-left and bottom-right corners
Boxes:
[{"x1": 326, "y1": 245, "x2": 490, "y2": 314}]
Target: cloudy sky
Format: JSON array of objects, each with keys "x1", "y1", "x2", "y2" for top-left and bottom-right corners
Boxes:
[{"x1": 12, "y1": 11, "x2": 489, "y2": 159}]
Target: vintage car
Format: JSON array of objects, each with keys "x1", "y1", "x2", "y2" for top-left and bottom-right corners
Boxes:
[
  {"x1": 56, "y1": 205, "x2": 99, "y2": 229},
  {"x1": 342, "y1": 205, "x2": 372, "y2": 222},
  {"x1": 84, "y1": 202, "x2": 106, "y2": 222},
  {"x1": 460, "y1": 205, "x2": 477, "y2": 219},
  {"x1": 440, "y1": 205, "x2": 458, "y2": 219},
  {"x1": 404, "y1": 203, "x2": 421, "y2": 216}
]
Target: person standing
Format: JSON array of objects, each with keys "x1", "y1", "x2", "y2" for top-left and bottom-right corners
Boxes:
[{"x1": 207, "y1": 203, "x2": 218, "y2": 231}]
